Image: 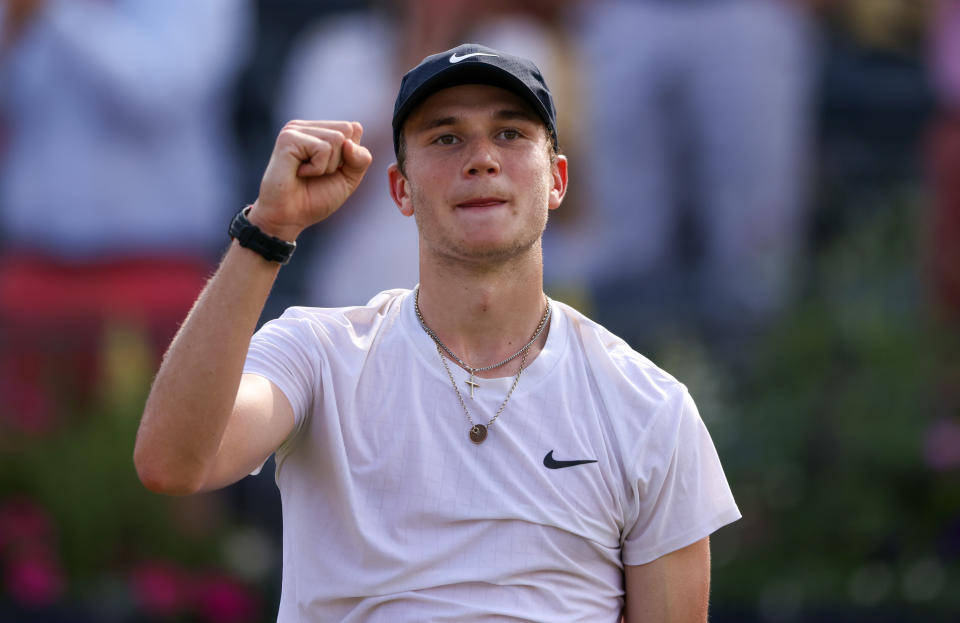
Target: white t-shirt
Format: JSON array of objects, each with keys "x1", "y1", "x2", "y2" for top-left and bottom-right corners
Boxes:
[{"x1": 244, "y1": 288, "x2": 740, "y2": 622}]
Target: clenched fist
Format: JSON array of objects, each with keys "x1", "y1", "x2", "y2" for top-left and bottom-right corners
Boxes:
[{"x1": 248, "y1": 120, "x2": 373, "y2": 241}]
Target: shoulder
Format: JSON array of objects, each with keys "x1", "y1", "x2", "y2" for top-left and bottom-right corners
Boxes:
[
  {"x1": 259, "y1": 288, "x2": 410, "y2": 348},
  {"x1": 553, "y1": 300, "x2": 687, "y2": 406},
  {"x1": 280, "y1": 287, "x2": 408, "y2": 328},
  {"x1": 550, "y1": 300, "x2": 695, "y2": 460}
]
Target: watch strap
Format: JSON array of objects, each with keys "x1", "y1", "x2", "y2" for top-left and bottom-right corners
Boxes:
[{"x1": 228, "y1": 206, "x2": 297, "y2": 265}]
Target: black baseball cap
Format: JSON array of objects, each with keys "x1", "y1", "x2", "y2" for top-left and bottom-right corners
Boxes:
[{"x1": 392, "y1": 43, "x2": 559, "y2": 157}]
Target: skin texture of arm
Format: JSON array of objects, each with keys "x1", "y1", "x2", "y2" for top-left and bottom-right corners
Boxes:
[
  {"x1": 134, "y1": 243, "x2": 292, "y2": 495},
  {"x1": 133, "y1": 120, "x2": 372, "y2": 495},
  {"x1": 622, "y1": 537, "x2": 711, "y2": 623}
]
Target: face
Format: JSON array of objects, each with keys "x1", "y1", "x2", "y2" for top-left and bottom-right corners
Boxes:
[{"x1": 388, "y1": 84, "x2": 567, "y2": 266}]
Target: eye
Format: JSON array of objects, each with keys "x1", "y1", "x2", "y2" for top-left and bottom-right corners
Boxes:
[
  {"x1": 498, "y1": 128, "x2": 521, "y2": 140},
  {"x1": 434, "y1": 134, "x2": 460, "y2": 145}
]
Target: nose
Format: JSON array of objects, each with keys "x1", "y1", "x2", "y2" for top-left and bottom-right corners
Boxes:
[{"x1": 463, "y1": 142, "x2": 500, "y2": 178}]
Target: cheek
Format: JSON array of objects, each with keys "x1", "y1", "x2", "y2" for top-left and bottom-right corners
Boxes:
[
  {"x1": 407, "y1": 181, "x2": 428, "y2": 215},
  {"x1": 407, "y1": 179, "x2": 443, "y2": 227},
  {"x1": 406, "y1": 160, "x2": 451, "y2": 200},
  {"x1": 527, "y1": 163, "x2": 553, "y2": 203}
]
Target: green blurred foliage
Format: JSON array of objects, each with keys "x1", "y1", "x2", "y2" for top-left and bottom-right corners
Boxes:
[{"x1": 662, "y1": 183, "x2": 960, "y2": 621}]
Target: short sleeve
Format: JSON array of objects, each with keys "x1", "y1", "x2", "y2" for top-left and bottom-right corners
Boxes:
[
  {"x1": 243, "y1": 310, "x2": 321, "y2": 434},
  {"x1": 621, "y1": 389, "x2": 740, "y2": 566}
]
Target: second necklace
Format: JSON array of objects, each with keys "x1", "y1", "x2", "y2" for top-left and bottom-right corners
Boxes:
[
  {"x1": 414, "y1": 286, "x2": 551, "y2": 397},
  {"x1": 414, "y1": 287, "x2": 551, "y2": 444}
]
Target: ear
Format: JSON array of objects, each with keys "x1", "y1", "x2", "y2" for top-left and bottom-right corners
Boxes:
[
  {"x1": 548, "y1": 155, "x2": 568, "y2": 211},
  {"x1": 388, "y1": 163, "x2": 414, "y2": 217}
]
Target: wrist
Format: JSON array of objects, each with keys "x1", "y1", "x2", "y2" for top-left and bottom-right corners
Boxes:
[
  {"x1": 246, "y1": 202, "x2": 303, "y2": 242},
  {"x1": 228, "y1": 206, "x2": 297, "y2": 265}
]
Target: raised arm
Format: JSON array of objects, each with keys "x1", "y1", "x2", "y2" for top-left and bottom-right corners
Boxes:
[
  {"x1": 133, "y1": 120, "x2": 372, "y2": 495},
  {"x1": 623, "y1": 537, "x2": 711, "y2": 623}
]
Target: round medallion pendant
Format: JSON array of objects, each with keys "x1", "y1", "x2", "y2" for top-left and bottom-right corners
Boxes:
[{"x1": 469, "y1": 424, "x2": 488, "y2": 444}]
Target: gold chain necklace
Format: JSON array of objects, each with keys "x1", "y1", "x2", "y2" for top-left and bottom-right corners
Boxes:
[{"x1": 414, "y1": 287, "x2": 550, "y2": 444}]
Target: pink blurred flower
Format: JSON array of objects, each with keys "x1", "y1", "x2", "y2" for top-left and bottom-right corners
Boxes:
[
  {"x1": 0, "y1": 498, "x2": 55, "y2": 554},
  {"x1": 195, "y1": 573, "x2": 259, "y2": 623},
  {"x1": 3, "y1": 547, "x2": 64, "y2": 607},
  {"x1": 130, "y1": 561, "x2": 189, "y2": 618},
  {"x1": 0, "y1": 363, "x2": 58, "y2": 436},
  {"x1": 924, "y1": 417, "x2": 960, "y2": 471}
]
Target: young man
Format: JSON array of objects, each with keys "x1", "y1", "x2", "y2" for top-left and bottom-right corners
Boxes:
[{"x1": 134, "y1": 44, "x2": 740, "y2": 622}]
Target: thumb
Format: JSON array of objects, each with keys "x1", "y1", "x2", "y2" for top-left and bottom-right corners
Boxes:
[{"x1": 340, "y1": 139, "x2": 373, "y2": 185}]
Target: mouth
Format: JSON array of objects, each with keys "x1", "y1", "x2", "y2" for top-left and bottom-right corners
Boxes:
[{"x1": 456, "y1": 197, "x2": 507, "y2": 209}]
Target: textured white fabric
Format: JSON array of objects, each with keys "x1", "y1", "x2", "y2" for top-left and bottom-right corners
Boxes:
[{"x1": 244, "y1": 288, "x2": 740, "y2": 622}]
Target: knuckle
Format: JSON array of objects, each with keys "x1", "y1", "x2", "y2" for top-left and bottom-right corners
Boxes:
[{"x1": 277, "y1": 127, "x2": 300, "y2": 143}]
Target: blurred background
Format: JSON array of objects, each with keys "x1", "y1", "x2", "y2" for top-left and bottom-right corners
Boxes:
[{"x1": 0, "y1": 0, "x2": 957, "y2": 621}]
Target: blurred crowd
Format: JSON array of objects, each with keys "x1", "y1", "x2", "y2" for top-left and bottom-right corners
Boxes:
[{"x1": 0, "y1": 0, "x2": 956, "y2": 621}]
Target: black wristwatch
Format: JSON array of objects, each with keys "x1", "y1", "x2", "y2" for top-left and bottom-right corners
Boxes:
[{"x1": 228, "y1": 206, "x2": 297, "y2": 265}]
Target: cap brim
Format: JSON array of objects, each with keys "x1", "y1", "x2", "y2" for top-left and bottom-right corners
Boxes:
[{"x1": 393, "y1": 63, "x2": 554, "y2": 147}]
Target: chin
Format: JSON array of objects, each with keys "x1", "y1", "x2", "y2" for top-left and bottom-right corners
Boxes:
[{"x1": 452, "y1": 236, "x2": 542, "y2": 263}]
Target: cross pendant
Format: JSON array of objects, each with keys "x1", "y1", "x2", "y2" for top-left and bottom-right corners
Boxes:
[{"x1": 465, "y1": 374, "x2": 480, "y2": 399}]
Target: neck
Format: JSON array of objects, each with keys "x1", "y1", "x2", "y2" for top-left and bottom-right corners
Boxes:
[{"x1": 415, "y1": 246, "x2": 549, "y2": 377}]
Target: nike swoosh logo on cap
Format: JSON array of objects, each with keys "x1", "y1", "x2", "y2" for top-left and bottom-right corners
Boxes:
[
  {"x1": 543, "y1": 450, "x2": 598, "y2": 470},
  {"x1": 449, "y1": 52, "x2": 498, "y2": 63}
]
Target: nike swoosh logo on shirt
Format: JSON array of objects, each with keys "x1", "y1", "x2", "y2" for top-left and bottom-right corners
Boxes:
[
  {"x1": 449, "y1": 52, "x2": 498, "y2": 63},
  {"x1": 543, "y1": 450, "x2": 598, "y2": 470}
]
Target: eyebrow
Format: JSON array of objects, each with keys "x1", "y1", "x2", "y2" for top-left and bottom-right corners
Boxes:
[
  {"x1": 416, "y1": 108, "x2": 541, "y2": 133},
  {"x1": 492, "y1": 108, "x2": 540, "y2": 124},
  {"x1": 419, "y1": 116, "x2": 459, "y2": 132}
]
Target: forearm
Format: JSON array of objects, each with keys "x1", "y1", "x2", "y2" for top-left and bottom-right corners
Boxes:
[
  {"x1": 134, "y1": 241, "x2": 280, "y2": 495},
  {"x1": 134, "y1": 120, "x2": 370, "y2": 494}
]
